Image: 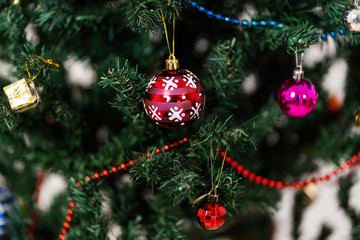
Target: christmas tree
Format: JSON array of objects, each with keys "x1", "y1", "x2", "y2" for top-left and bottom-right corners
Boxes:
[{"x1": 1, "y1": 0, "x2": 360, "y2": 239}]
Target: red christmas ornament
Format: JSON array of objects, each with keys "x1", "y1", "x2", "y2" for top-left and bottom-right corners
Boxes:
[
  {"x1": 143, "y1": 59, "x2": 205, "y2": 129},
  {"x1": 197, "y1": 200, "x2": 226, "y2": 230}
]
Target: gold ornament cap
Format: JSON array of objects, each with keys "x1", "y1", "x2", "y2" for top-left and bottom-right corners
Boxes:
[
  {"x1": 166, "y1": 59, "x2": 179, "y2": 70},
  {"x1": 208, "y1": 193, "x2": 219, "y2": 203}
]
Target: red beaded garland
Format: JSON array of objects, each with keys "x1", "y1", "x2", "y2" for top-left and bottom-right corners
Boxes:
[
  {"x1": 58, "y1": 138, "x2": 187, "y2": 239},
  {"x1": 196, "y1": 201, "x2": 226, "y2": 230},
  {"x1": 143, "y1": 69, "x2": 205, "y2": 129},
  {"x1": 218, "y1": 149, "x2": 360, "y2": 190}
]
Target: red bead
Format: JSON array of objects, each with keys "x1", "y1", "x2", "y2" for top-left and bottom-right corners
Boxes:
[
  {"x1": 144, "y1": 69, "x2": 205, "y2": 129},
  {"x1": 59, "y1": 234, "x2": 65, "y2": 240},
  {"x1": 339, "y1": 165, "x2": 344, "y2": 171},
  {"x1": 66, "y1": 216, "x2": 72, "y2": 222},
  {"x1": 255, "y1": 176, "x2": 262, "y2": 183},
  {"x1": 290, "y1": 182, "x2": 296, "y2": 188},
  {"x1": 85, "y1": 176, "x2": 91, "y2": 181},
  {"x1": 77, "y1": 181, "x2": 81, "y2": 186},
  {"x1": 111, "y1": 167, "x2": 118, "y2": 173},
  {"x1": 230, "y1": 161, "x2": 238, "y2": 169},
  {"x1": 268, "y1": 180, "x2": 275, "y2": 188},
  {"x1": 129, "y1": 160, "x2": 135, "y2": 166},
  {"x1": 146, "y1": 152, "x2": 151, "y2": 158},
  {"x1": 120, "y1": 164, "x2": 127, "y2": 170},
  {"x1": 225, "y1": 157, "x2": 232, "y2": 164},
  {"x1": 242, "y1": 170, "x2": 249, "y2": 177},
  {"x1": 64, "y1": 222, "x2": 70, "y2": 228},
  {"x1": 236, "y1": 166, "x2": 243, "y2": 173},
  {"x1": 183, "y1": 137, "x2": 189, "y2": 142},
  {"x1": 94, "y1": 173, "x2": 100, "y2": 179},
  {"x1": 261, "y1": 178, "x2": 268, "y2": 186},
  {"x1": 312, "y1": 179, "x2": 317, "y2": 184},
  {"x1": 319, "y1": 177, "x2": 324, "y2": 182},
  {"x1": 164, "y1": 145, "x2": 170, "y2": 150},
  {"x1": 283, "y1": 182, "x2": 289, "y2": 188},
  {"x1": 275, "y1": 182, "x2": 283, "y2": 189},
  {"x1": 68, "y1": 209, "x2": 74, "y2": 215},
  {"x1": 333, "y1": 170, "x2": 337, "y2": 175},
  {"x1": 173, "y1": 142, "x2": 179, "y2": 147},
  {"x1": 352, "y1": 156, "x2": 359, "y2": 164},
  {"x1": 61, "y1": 228, "x2": 68, "y2": 234},
  {"x1": 325, "y1": 174, "x2": 331, "y2": 180},
  {"x1": 304, "y1": 181, "x2": 310, "y2": 187},
  {"x1": 196, "y1": 202, "x2": 226, "y2": 230},
  {"x1": 346, "y1": 160, "x2": 352, "y2": 167},
  {"x1": 103, "y1": 170, "x2": 109, "y2": 177},
  {"x1": 249, "y1": 173, "x2": 255, "y2": 181},
  {"x1": 297, "y1": 182, "x2": 303, "y2": 189},
  {"x1": 220, "y1": 152, "x2": 226, "y2": 158},
  {"x1": 155, "y1": 148, "x2": 161, "y2": 154},
  {"x1": 69, "y1": 202, "x2": 75, "y2": 208}
]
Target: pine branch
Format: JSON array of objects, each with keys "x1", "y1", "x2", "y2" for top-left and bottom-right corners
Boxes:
[
  {"x1": 99, "y1": 58, "x2": 148, "y2": 123},
  {"x1": 204, "y1": 38, "x2": 248, "y2": 98},
  {"x1": 124, "y1": 0, "x2": 184, "y2": 32}
]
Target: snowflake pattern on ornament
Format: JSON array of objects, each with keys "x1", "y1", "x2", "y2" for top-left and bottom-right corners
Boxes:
[
  {"x1": 147, "y1": 105, "x2": 162, "y2": 121},
  {"x1": 183, "y1": 73, "x2": 197, "y2": 89},
  {"x1": 162, "y1": 77, "x2": 178, "y2": 91},
  {"x1": 147, "y1": 76, "x2": 157, "y2": 90},
  {"x1": 168, "y1": 106, "x2": 186, "y2": 122},
  {"x1": 163, "y1": 95, "x2": 171, "y2": 102},
  {"x1": 190, "y1": 102, "x2": 202, "y2": 119}
]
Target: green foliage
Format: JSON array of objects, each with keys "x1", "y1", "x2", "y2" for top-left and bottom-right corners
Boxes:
[
  {"x1": 205, "y1": 38, "x2": 248, "y2": 98},
  {"x1": 99, "y1": 58, "x2": 147, "y2": 123},
  {"x1": 124, "y1": 0, "x2": 184, "y2": 32}
]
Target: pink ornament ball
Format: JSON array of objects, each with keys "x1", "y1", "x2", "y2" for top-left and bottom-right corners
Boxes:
[{"x1": 277, "y1": 78, "x2": 318, "y2": 118}]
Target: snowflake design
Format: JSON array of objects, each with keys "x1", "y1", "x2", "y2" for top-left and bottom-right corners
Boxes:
[
  {"x1": 163, "y1": 95, "x2": 171, "y2": 102},
  {"x1": 147, "y1": 105, "x2": 162, "y2": 121},
  {"x1": 183, "y1": 73, "x2": 197, "y2": 89},
  {"x1": 162, "y1": 77, "x2": 178, "y2": 91},
  {"x1": 168, "y1": 106, "x2": 185, "y2": 122},
  {"x1": 190, "y1": 102, "x2": 202, "y2": 119},
  {"x1": 146, "y1": 76, "x2": 157, "y2": 91}
]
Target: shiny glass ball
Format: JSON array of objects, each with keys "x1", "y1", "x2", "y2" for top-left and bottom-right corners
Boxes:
[
  {"x1": 277, "y1": 78, "x2": 318, "y2": 118},
  {"x1": 143, "y1": 68, "x2": 205, "y2": 129},
  {"x1": 196, "y1": 201, "x2": 226, "y2": 230},
  {"x1": 353, "y1": 106, "x2": 360, "y2": 130},
  {"x1": 343, "y1": 5, "x2": 360, "y2": 32}
]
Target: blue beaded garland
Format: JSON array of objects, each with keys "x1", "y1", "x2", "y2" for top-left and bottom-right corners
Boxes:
[{"x1": 184, "y1": 0, "x2": 345, "y2": 40}]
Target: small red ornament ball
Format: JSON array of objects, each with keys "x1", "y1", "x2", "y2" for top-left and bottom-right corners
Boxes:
[
  {"x1": 197, "y1": 202, "x2": 226, "y2": 230},
  {"x1": 143, "y1": 68, "x2": 205, "y2": 129}
]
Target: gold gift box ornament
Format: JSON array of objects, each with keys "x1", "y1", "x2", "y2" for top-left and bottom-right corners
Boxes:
[
  {"x1": 3, "y1": 78, "x2": 40, "y2": 113},
  {"x1": 2, "y1": 55, "x2": 59, "y2": 113}
]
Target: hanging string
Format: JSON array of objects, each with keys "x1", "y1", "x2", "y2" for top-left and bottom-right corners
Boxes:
[
  {"x1": 26, "y1": 55, "x2": 60, "y2": 81},
  {"x1": 193, "y1": 145, "x2": 228, "y2": 204},
  {"x1": 210, "y1": 139, "x2": 214, "y2": 190},
  {"x1": 159, "y1": 9, "x2": 176, "y2": 60},
  {"x1": 172, "y1": 15, "x2": 175, "y2": 59}
]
